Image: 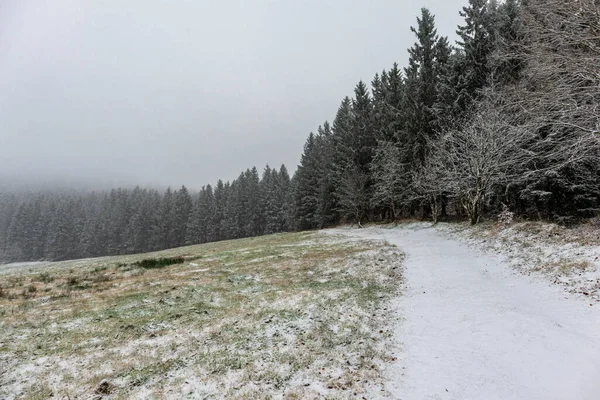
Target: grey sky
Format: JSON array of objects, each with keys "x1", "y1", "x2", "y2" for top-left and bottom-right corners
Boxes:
[{"x1": 0, "y1": 0, "x2": 466, "y2": 190}]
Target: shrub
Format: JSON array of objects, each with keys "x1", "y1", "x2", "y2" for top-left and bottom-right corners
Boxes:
[
  {"x1": 498, "y1": 204, "x2": 515, "y2": 226},
  {"x1": 67, "y1": 277, "x2": 79, "y2": 287},
  {"x1": 133, "y1": 257, "x2": 185, "y2": 270}
]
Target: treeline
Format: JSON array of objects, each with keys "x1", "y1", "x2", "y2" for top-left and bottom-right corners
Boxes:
[
  {"x1": 0, "y1": 165, "x2": 293, "y2": 262},
  {"x1": 294, "y1": 0, "x2": 599, "y2": 228},
  {"x1": 1, "y1": 0, "x2": 599, "y2": 263}
]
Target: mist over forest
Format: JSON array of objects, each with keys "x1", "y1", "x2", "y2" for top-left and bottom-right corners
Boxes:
[{"x1": 1, "y1": 0, "x2": 599, "y2": 263}]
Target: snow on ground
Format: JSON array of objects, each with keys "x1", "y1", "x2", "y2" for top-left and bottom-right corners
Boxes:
[
  {"x1": 330, "y1": 224, "x2": 600, "y2": 400},
  {"x1": 0, "y1": 232, "x2": 403, "y2": 399},
  {"x1": 437, "y1": 221, "x2": 600, "y2": 302}
]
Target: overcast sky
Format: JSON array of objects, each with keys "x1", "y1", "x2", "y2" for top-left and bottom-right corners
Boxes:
[{"x1": 0, "y1": 0, "x2": 467, "y2": 190}]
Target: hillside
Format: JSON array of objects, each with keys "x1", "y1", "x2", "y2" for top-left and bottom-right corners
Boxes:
[
  {"x1": 3, "y1": 222, "x2": 600, "y2": 399},
  {"x1": 0, "y1": 232, "x2": 403, "y2": 399}
]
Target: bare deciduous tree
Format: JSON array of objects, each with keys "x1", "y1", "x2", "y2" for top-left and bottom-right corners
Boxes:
[
  {"x1": 371, "y1": 141, "x2": 408, "y2": 222},
  {"x1": 411, "y1": 149, "x2": 448, "y2": 224},
  {"x1": 422, "y1": 86, "x2": 597, "y2": 225},
  {"x1": 431, "y1": 104, "x2": 533, "y2": 224},
  {"x1": 517, "y1": 0, "x2": 600, "y2": 138}
]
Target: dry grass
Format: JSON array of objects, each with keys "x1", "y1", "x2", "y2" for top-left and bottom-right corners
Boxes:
[
  {"x1": 438, "y1": 220, "x2": 600, "y2": 301},
  {"x1": 535, "y1": 259, "x2": 593, "y2": 276},
  {"x1": 0, "y1": 231, "x2": 404, "y2": 399}
]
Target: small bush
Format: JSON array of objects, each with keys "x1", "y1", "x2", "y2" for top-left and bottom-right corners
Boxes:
[
  {"x1": 67, "y1": 277, "x2": 79, "y2": 287},
  {"x1": 498, "y1": 204, "x2": 515, "y2": 226},
  {"x1": 133, "y1": 257, "x2": 185, "y2": 270}
]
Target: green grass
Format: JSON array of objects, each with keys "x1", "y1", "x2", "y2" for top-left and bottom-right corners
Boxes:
[{"x1": 0, "y1": 231, "x2": 404, "y2": 399}]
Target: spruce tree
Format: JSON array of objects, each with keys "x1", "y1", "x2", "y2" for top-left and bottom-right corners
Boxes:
[
  {"x1": 455, "y1": 0, "x2": 497, "y2": 110},
  {"x1": 212, "y1": 180, "x2": 226, "y2": 241},
  {"x1": 261, "y1": 165, "x2": 278, "y2": 234},
  {"x1": 246, "y1": 167, "x2": 262, "y2": 236},
  {"x1": 202, "y1": 185, "x2": 216, "y2": 243},
  {"x1": 277, "y1": 165, "x2": 293, "y2": 232},
  {"x1": 403, "y1": 8, "x2": 442, "y2": 166},
  {"x1": 294, "y1": 133, "x2": 320, "y2": 229},
  {"x1": 314, "y1": 122, "x2": 337, "y2": 227},
  {"x1": 332, "y1": 82, "x2": 375, "y2": 223}
]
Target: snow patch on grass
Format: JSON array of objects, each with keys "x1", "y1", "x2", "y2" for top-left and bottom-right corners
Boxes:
[
  {"x1": 437, "y1": 221, "x2": 600, "y2": 302},
  {"x1": 0, "y1": 231, "x2": 404, "y2": 399}
]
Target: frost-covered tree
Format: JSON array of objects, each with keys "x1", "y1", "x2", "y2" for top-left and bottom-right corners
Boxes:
[
  {"x1": 371, "y1": 142, "x2": 407, "y2": 221},
  {"x1": 333, "y1": 82, "x2": 375, "y2": 223},
  {"x1": 403, "y1": 8, "x2": 445, "y2": 165}
]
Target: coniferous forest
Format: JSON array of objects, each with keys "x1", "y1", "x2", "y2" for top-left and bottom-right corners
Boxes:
[{"x1": 1, "y1": 0, "x2": 599, "y2": 263}]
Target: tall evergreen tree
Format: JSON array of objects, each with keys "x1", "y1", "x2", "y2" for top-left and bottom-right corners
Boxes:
[
  {"x1": 245, "y1": 167, "x2": 262, "y2": 236},
  {"x1": 403, "y1": 8, "x2": 443, "y2": 166},
  {"x1": 202, "y1": 184, "x2": 216, "y2": 242},
  {"x1": 333, "y1": 82, "x2": 375, "y2": 223},
  {"x1": 455, "y1": 0, "x2": 497, "y2": 110},
  {"x1": 314, "y1": 122, "x2": 337, "y2": 227},
  {"x1": 212, "y1": 180, "x2": 226, "y2": 241},
  {"x1": 492, "y1": 0, "x2": 523, "y2": 85},
  {"x1": 261, "y1": 165, "x2": 278, "y2": 234},
  {"x1": 277, "y1": 165, "x2": 293, "y2": 232},
  {"x1": 294, "y1": 133, "x2": 321, "y2": 229},
  {"x1": 170, "y1": 185, "x2": 192, "y2": 247}
]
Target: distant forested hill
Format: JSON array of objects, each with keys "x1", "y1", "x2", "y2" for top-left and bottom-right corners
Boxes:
[{"x1": 2, "y1": 0, "x2": 598, "y2": 263}]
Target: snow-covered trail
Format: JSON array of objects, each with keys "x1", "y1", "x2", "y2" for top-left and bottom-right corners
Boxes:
[{"x1": 334, "y1": 226, "x2": 600, "y2": 400}]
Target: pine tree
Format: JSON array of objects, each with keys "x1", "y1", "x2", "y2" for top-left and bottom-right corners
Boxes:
[
  {"x1": 5, "y1": 202, "x2": 30, "y2": 261},
  {"x1": 381, "y1": 63, "x2": 405, "y2": 142},
  {"x1": 333, "y1": 82, "x2": 375, "y2": 223},
  {"x1": 245, "y1": 167, "x2": 262, "y2": 236},
  {"x1": 314, "y1": 122, "x2": 337, "y2": 227},
  {"x1": 403, "y1": 8, "x2": 443, "y2": 166},
  {"x1": 186, "y1": 192, "x2": 203, "y2": 245},
  {"x1": 212, "y1": 180, "x2": 226, "y2": 241},
  {"x1": 277, "y1": 165, "x2": 293, "y2": 232},
  {"x1": 171, "y1": 185, "x2": 192, "y2": 247},
  {"x1": 202, "y1": 185, "x2": 216, "y2": 243},
  {"x1": 46, "y1": 198, "x2": 79, "y2": 261},
  {"x1": 455, "y1": 0, "x2": 497, "y2": 110},
  {"x1": 261, "y1": 165, "x2": 278, "y2": 234},
  {"x1": 222, "y1": 180, "x2": 240, "y2": 239},
  {"x1": 331, "y1": 97, "x2": 354, "y2": 214},
  {"x1": 493, "y1": 0, "x2": 523, "y2": 85},
  {"x1": 0, "y1": 194, "x2": 18, "y2": 262},
  {"x1": 370, "y1": 63, "x2": 407, "y2": 220},
  {"x1": 294, "y1": 133, "x2": 321, "y2": 229},
  {"x1": 155, "y1": 188, "x2": 174, "y2": 250}
]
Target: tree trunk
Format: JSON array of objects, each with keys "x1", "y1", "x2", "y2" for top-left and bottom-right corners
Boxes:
[
  {"x1": 440, "y1": 195, "x2": 448, "y2": 219},
  {"x1": 430, "y1": 195, "x2": 439, "y2": 224}
]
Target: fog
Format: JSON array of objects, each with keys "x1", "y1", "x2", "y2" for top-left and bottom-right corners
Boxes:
[{"x1": 0, "y1": 0, "x2": 466, "y2": 190}]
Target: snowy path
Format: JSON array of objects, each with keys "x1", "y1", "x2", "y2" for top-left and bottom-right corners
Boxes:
[{"x1": 334, "y1": 226, "x2": 600, "y2": 400}]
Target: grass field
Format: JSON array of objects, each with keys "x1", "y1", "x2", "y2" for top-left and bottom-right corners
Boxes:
[{"x1": 0, "y1": 231, "x2": 404, "y2": 399}]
